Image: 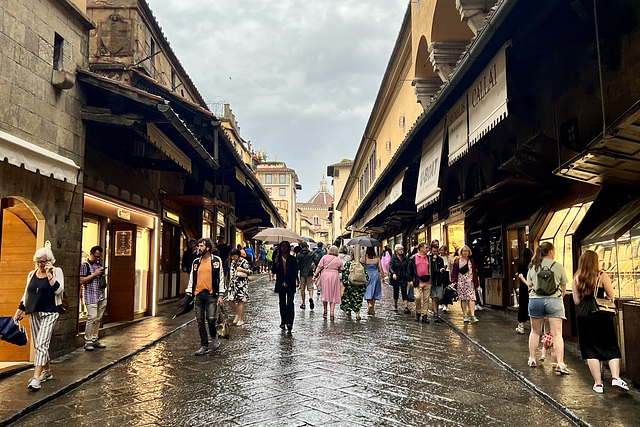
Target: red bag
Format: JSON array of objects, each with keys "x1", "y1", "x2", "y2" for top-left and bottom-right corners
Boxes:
[{"x1": 541, "y1": 332, "x2": 553, "y2": 349}]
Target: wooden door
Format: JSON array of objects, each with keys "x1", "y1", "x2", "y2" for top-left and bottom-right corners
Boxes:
[
  {"x1": 0, "y1": 203, "x2": 37, "y2": 362},
  {"x1": 109, "y1": 222, "x2": 136, "y2": 322}
]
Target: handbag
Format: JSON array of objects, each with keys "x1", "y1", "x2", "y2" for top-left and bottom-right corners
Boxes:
[
  {"x1": 459, "y1": 262, "x2": 469, "y2": 275},
  {"x1": 99, "y1": 275, "x2": 107, "y2": 290},
  {"x1": 59, "y1": 291, "x2": 69, "y2": 314},
  {"x1": 215, "y1": 307, "x2": 230, "y2": 339},
  {"x1": 407, "y1": 285, "x2": 415, "y2": 302}
]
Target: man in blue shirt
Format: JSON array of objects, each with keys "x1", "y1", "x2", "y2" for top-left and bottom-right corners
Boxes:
[{"x1": 244, "y1": 241, "x2": 255, "y2": 272}]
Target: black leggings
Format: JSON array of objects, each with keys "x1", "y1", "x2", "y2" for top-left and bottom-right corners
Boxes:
[
  {"x1": 392, "y1": 283, "x2": 408, "y2": 301},
  {"x1": 518, "y1": 282, "x2": 529, "y2": 323}
]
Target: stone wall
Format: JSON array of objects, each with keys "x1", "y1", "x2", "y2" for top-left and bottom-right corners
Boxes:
[{"x1": 0, "y1": 0, "x2": 91, "y2": 357}]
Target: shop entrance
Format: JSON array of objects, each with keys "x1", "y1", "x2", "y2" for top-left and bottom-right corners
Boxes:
[
  {"x1": 0, "y1": 197, "x2": 43, "y2": 363},
  {"x1": 110, "y1": 222, "x2": 137, "y2": 322}
]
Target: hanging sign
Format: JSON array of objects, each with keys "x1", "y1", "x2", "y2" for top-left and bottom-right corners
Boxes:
[{"x1": 415, "y1": 119, "x2": 445, "y2": 210}]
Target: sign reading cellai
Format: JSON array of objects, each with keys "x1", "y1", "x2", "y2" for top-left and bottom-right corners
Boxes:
[
  {"x1": 468, "y1": 42, "x2": 510, "y2": 145},
  {"x1": 415, "y1": 119, "x2": 444, "y2": 210}
]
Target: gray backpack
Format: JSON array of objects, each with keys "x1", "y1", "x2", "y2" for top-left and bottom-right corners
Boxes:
[{"x1": 535, "y1": 261, "x2": 558, "y2": 296}]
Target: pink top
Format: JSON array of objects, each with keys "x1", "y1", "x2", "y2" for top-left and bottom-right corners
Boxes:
[{"x1": 415, "y1": 253, "x2": 430, "y2": 283}]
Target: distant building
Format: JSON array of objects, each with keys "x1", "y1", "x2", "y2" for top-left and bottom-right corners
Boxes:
[
  {"x1": 256, "y1": 160, "x2": 301, "y2": 231},
  {"x1": 298, "y1": 176, "x2": 333, "y2": 245},
  {"x1": 327, "y1": 160, "x2": 354, "y2": 244}
]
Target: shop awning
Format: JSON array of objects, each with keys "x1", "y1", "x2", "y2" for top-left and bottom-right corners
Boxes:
[
  {"x1": 0, "y1": 129, "x2": 80, "y2": 184},
  {"x1": 415, "y1": 120, "x2": 444, "y2": 210},
  {"x1": 147, "y1": 124, "x2": 191, "y2": 173},
  {"x1": 581, "y1": 198, "x2": 640, "y2": 245},
  {"x1": 555, "y1": 101, "x2": 640, "y2": 186}
]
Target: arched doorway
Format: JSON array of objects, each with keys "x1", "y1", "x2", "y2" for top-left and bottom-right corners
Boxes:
[{"x1": 0, "y1": 197, "x2": 44, "y2": 363}]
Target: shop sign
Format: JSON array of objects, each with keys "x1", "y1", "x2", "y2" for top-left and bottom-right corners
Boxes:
[
  {"x1": 415, "y1": 119, "x2": 445, "y2": 210},
  {"x1": 468, "y1": 42, "x2": 510, "y2": 145},
  {"x1": 203, "y1": 210, "x2": 212, "y2": 221},
  {"x1": 217, "y1": 211, "x2": 225, "y2": 225},
  {"x1": 448, "y1": 96, "x2": 468, "y2": 165},
  {"x1": 117, "y1": 208, "x2": 131, "y2": 220},
  {"x1": 163, "y1": 209, "x2": 180, "y2": 225},
  {"x1": 115, "y1": 230, "x2": 132, "y2": 256}
]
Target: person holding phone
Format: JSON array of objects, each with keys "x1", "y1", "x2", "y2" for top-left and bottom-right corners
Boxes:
[
  {"x1": 14, "y1": 248, "x2": 65, "y2": 390},
  {"x1": 80, "y1": 246, "x2": 107, "y2": 351}
]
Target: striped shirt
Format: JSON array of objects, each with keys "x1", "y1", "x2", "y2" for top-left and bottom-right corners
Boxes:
[{"x1": 80, "y1": 261, "x2": 106, "y2": 305}]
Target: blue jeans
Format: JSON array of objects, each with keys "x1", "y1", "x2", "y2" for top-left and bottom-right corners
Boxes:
[{"x1": 195, "y1": 291, "x2": 217, "y2": 346}]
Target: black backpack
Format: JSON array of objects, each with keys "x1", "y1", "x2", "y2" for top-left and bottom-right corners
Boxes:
[{"x1": 535, "y1": 261, "x2": 558, "y2": 296}]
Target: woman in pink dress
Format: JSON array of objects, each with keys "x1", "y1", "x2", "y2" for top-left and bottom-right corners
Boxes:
[{"x1": 313, "y1": 246, "x2": 343, "y2": 321}]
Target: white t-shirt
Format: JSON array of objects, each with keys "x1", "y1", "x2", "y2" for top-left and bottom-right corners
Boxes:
[{"x1": 527, "y1": 258, "x2": 568, "y2": 299}]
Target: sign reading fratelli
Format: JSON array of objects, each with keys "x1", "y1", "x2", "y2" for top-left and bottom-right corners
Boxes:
[{"x1": 415, "y1": 118, "x2": 445, "y2": 210}]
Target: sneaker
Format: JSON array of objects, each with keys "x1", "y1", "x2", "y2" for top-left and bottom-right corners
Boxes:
[
  {"x1": 421, "y1": 315, "x2": 430, "y2": 324},
  {"x1": 210, "y1": 338, "x2": 221, "y2": 350},
  {"x1": 539, "y1": 355, "x2": 546, "y2": 362},
  {"x1": 593, "y1": 383, "x2": 604, "y2": 394},
  {"x1": 309, "y1": 299, "x2": 314, "y2": 310},
  {"x1": 515, "y1": 324, "x2": 525, "y2": 334},
  {"x1": 527, "y1": 357, "x2": 537, "y2": 367},
  {"x1": 612, "y1": 378, "x2": 629, "y2": 390},
  {"x1": 39, "y1": 370, "x2": 53, "y2": 383},
  {"x1": 92, "y1": 341, "x2": 106, "y2": 349},
  {"x1": 28, "y1": 377, "x2": 41, "y2": 390},
  {"x1": 463, "y1": 316, "x2": 469, "y2": 323},
  {"x1": 428, "y1": 310, "x2": 434, "y2": 316},
  {"x1": 84, "y1": 343, "x2": 94, "y2": 351},
  {"x1": 194, "y1": 346, "x2": 210, "y2": 356},
  {"x1": 415, "y1": 314, "x2": 421, "y2": 322},
  {"x1": 470, "y1": 316, "x2": 479, "y2": 323},
  {"x1": 404, "y1": 307, "x2": 411, "y2": 314}
]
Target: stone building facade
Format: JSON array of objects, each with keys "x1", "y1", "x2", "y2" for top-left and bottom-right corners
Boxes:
[
  {"x1": 0, "y1": 0, "x2": 94, "y2": 362},
  {"x1": 297, "y1": 176, "x2": 333, "y2": 245}
]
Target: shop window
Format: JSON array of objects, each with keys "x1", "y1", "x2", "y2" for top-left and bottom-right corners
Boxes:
[
  {"x1": 135, "y1": 228, "x2": 151, "y2": 313},
  {"x1": 560, "y1": 119, "x2": 579, "y2": 150},
  {"x1": 265, "y1": 174, "x2": 272, "y2": 184},
  {"x1": 582, "y1": 199, "x2": 640, "y2": 299},
  {"x1": 539, "y1": 201, "x2": 592, "y2": 286}
]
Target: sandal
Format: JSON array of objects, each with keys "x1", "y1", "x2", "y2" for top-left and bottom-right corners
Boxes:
[
  {"x1": 300, "y1": 304, "x2": 306, "y2": 309},
  {"x1": 330, "y1": 315, "x2": 335, "y2": 321},
  {"x1": 555, "y1": 363, "x2": 569, "y2": 375},
  {"x1": 323, "y1": 312, "x2": 327, "y2": 318},
  {"x1": 527, "y1": 357, "x2": 537, "y2": 367}
]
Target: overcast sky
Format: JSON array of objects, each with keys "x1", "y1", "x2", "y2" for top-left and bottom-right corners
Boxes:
[{"x1": 148, "y1": 0, "x2": 409, "y2": 201}]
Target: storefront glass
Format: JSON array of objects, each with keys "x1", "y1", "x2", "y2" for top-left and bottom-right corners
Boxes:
[
  {"x1": 80, "y1": 217, "x2": 106, "y2": 320},
  {"x1": 135, "y1": 228, "x2": 151, "y2": 313},
  {"x1": 447, "y1": 222, "x2": 465, "y2": 256},
  {"x1": 431, "y1": 223, "x2": 444, "y2": 246},
  {"x1": 539, "y1": 201, "x2": 591, "y2": 286},
  {"x1": 582, "y1": 199, "x2": 640, "y2": 299}
]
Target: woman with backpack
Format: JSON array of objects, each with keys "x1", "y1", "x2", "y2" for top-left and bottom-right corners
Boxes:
[
  {"x1": 573, "y1": 250, "x2": 628, "y2": 393},
  {"x1": 340, "y1": 254, "x2": 369, "y2": 320},
  {"x1": 526, "y1": 242, "x2": 569, "y2": 374}
]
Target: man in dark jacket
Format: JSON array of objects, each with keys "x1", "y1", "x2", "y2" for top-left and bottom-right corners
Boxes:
[
  {"x1": 296, "y1": 242, "x2": 316, "y2": 310},
  {"x1": 389, "y1": 244, "x2": 410, "y2": 314},
  {"x1": 187, "y1": 238, "x2": 225, "y2": 355},
  {"x1": 427, "y1": 242, "x2": 445, "y2": 322}
]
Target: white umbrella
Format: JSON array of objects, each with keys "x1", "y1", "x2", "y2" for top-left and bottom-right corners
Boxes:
[{"x1": 253, "y1": 227, "x2": 304, "y2": 243}]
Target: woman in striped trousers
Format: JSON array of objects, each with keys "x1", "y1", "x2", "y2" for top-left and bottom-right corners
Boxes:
[{"x1": 13, "y1": 247, "x2": 65, "y2": 390}]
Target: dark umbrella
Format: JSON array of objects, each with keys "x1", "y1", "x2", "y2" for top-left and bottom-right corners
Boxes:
[
  {"x1": 172, "y1": 293, "x2": 194, "y2": 319},
  {"x1": 0, "y1": 316, "x2": 28, "y2": 346},
  {"x1": 347, "y1": 236, "x2": 381, "y2": 247},
  {"x1": 302, "y1": 236, "x2": 316, "y2": 243}
]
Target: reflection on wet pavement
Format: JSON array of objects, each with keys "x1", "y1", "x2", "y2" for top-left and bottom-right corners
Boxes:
[{"x1": 12, "y1": 276, "x2": 575, "y2": 426}]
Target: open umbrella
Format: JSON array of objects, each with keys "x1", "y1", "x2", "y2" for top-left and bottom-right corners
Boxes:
[
  {"x1": 0, "y1": 316, "x2": 28, "y2": 346},
  {"x1": 253, "y1": 227, "x2": 304, "y2": 243},
  {"x1": 172, "y1": 293, "x2": 194, "y2": 319},
  {"x1": 302, "y1": 236, "x2": 316, "y2": 243},
  {"x1": 347, "y1": 236, "x2": 381, "y2": 247}
]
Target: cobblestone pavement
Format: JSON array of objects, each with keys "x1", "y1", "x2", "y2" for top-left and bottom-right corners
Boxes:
[{"x1": 11, "y1": 276, "x2": 576, "y2": 426}]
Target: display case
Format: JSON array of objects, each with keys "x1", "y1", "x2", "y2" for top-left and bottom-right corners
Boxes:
[{"x1": 581, "y1": 199, "x2": 640, "y2": 299}]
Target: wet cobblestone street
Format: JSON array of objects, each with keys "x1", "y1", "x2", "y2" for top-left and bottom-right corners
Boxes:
[{"x1": 12, "y1": 276, "x2": 575, "y2": 426}]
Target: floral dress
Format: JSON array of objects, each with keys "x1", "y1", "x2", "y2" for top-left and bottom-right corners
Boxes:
[
  {"x1": 456, "y1": 258, "x2": 476, "y2": 301},
  {"x1": 227, "y1": 257, "x2": 250, "y2": 302},
  {"x1": 340, "y1": 260, "x2": 369, "y2": 312}
]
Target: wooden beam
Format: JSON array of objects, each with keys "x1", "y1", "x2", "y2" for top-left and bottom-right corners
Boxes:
[{"x1": 82, "y1": 106, "x2": 144, "y2": 127}]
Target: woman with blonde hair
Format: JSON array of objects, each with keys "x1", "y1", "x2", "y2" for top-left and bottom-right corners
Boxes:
[
  {"x1": 313, "y1": 245, "x2": 343, "y2": 320},
  {"x1": 13, "y1": 248, "x2": 65, "y2": 390},
  {"x1": 450, "y1": 245, "x2": 479, "y2": 323},
  {"x1": 526, "y1": 242, "x2": 569, "y2": 374},
  {"x1": 573, "y1": 250, "x2": 628, "y2": 393}
]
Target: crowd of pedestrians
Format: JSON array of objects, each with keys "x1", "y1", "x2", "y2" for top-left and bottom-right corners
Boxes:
[{"x1": 9, "y1": 236, "x2": 630, "y2": 396}]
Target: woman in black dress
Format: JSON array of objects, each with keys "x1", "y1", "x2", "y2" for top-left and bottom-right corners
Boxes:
[
  {"x1": 573, "y1": 250, "x2": 628, "y2": 393},
  {"x1": 272, "y1": 240, "x2": 298, "y2": 333},
  {"x1": 515, "y1": 248, "x2": 533, "y2": 334}
]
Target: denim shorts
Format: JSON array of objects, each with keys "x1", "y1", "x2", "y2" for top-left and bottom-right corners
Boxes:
[{"x1": 528, "y1": 297, "x2": 565, "y2": 319}]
